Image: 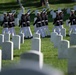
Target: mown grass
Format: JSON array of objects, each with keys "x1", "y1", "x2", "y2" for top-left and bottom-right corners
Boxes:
[{"x1": 0, "y1": 1, "x2": 76, "y2": 75}]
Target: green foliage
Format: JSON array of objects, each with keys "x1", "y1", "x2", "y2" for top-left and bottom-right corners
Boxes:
[
  {"x1": 0, "y1": 0, "x2": 16, "y2": 3},
  {"x1": 48, "y1": 0, "x2": 73, "y2": 4}
]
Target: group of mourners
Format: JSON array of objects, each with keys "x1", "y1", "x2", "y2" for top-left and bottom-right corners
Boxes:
[{"x1": 1, "y1": 8, "x2": 76, "y2": 39}]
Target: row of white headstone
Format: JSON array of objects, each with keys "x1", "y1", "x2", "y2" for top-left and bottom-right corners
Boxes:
[
  {"x1": 0, "y1": 33, "x2": 25, "y2": 71},
  {"x1": 51, "y1": 31, "x2": 76, "y2": 75},
  {"x1": 0, "y1": 33, "x2": 64, "y2": 75},
  {"x1": 53, "y1": 27, "x2": 66, "y2": 37},
  {"x1": 0, "y1": 33, "x2": 42, "y2": 70}
]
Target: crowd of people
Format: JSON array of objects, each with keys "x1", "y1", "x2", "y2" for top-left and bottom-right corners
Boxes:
[{"x1": 1, "y1": 8, "x2": 76, "y2": 38}]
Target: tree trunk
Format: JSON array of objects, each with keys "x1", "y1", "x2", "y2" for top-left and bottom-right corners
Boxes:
[{"x1": 40, "y1": 0, "x2": 45, "y2": 6}]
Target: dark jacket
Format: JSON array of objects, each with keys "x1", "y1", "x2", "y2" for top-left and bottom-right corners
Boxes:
[
  {"x1": 1, "y1": 16, "x2": 8, "y2": 28},
  {"x1": 68, "y1": 14, "x2": 76, "y2": 25},
  {"x1": 33, "y1": 16, "x2": 42, "y2": 27}
]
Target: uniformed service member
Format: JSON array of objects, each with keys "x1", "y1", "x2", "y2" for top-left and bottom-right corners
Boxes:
[
  {"x1": 19, "y1": 13, "x2": 26, "y2": 36},
  {"x1": 1, "y1": 12, "x2": 9, "y2": 34},
  {"x1": 33, "y1": 12, "x2": 45, "y2": 37},
  {"x1": 41, "y1": 11, "x2": 46, "y2": 37},
  {"x1": 8, "y1": 13, "x2": 15, "y2": 36},
  {"x1": 11, "y1": 13, "x2": 16, "y2": 35},
  {"x1": 58, "y1": 10, "x2": 64, "y2": 30},
  {"x1": 68, "y1": 10, "x2": 76, "y2": 35},
  {"x1": 53, "y1": 11, "x2": 61, "y2": 34},
  {"x1": 43, "y1": 11, "x2": 51, "y2": 37},
  {"x1": 25, "y1": 13, "x2": 33, "y2": 38},
  {"x1": 19, "y1": 13, "x2": 33, "y2": 39}
]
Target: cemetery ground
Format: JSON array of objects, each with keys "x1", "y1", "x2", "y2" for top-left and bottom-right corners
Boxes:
[{"x1": 0, "y1": 1, "x2": 76, "y2": 75}]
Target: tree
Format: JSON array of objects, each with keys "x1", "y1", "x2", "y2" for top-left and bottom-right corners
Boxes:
[
  {"x1": 40, "y1": 0, "x2": 49, "y2": 8},
  {"x1": 40, "y1": 0, "x2": 45, "y2": 6}
]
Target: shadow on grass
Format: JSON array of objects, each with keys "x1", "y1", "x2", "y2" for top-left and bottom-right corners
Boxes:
[
  {"x1": 66, "y1": 34, "x2": 70, "y2": 37},
  {"x1": 48, "y1": 0, "x2": 75, "y2": 4},
  {"x1": 0, "y1": 2, "x2": 20, "y2": 10},
  {"x1": 14, "y1": 55, "x2": 20, "y2": 57},
  {"x1": 0, "y1": 0, "x2": 74, "y2": 10},
  {"x1": 22, "y1": 1, "x2": 41, "y2": 7},
  {"x1": 0, "y1": 1, "x2": 41, "y2": 10}
]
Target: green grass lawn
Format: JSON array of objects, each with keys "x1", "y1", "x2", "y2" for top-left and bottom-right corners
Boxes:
[{"x1": 0, "y1": 1, "x2": 76, "y2": 75}]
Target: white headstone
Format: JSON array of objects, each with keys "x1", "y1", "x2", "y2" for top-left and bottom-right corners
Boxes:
[
  {"x1": 12, "y1": 35, "x2": 21, "y2": 50},
  {"x1": 66, "y1": 19, "x2": 70, "y2": 27},
  {"x1": 34, "y1": 17, "x2": 37, "y2": 22},
  {"x1": 0, "y1": 34, "x2": 4, "y2": 46},
  {"x1": 0, "y1": 50, "x2": 2, "y2": 71},
  {"x1": 61, "y1": 28, "x2": 66, "y2": 37},
  {"x1": 17, "y1": 14, "x2": 21, "y2": 20},
  {"x1": 70, "y1": 33, "x2": 76, "y2": 46},
  {"x1": 4, "y1": 33, "x2": 10, "y2": 42},
  {"x1": 17, "y1": 10, "x2": 23, "y2": 20},
  {"x1": 58, "y1": 40, "x2": 70, "y2": 59},
  {"x1": 20, "y1": 50, "x2": 43, "y2": 68},
  {"x1": 0, "y1": 14, "x2": 4, "y2": 21},
  {"x1": 19, "y1": 33, "x2": 24, "y2": 44},
  {"x1": 21, "y1": 6, "x2": 25, "y2": 13},
  {"x1": 33, "y1": 33, "x2": 40, "y2": 38},
  {"x1": 66, "y1": 8, "x2": 71, "y2": 14},
  {"x1": 73, "y1": 5, "x2": 76, "y2": 11},
  {"x1": 2, "y1": 41, "x2": 13, "y2": 60},
  {"x1": 68, "y1": 46, "x2": 76, "y2": 74},
  {"x1": 58, "y1": 8, "x2": 61, "y2": 11},
  {"x1": 54, "y1": 35, "x2": 63, "y2": 48},
  {"x1": 52, "y1": 12, "x2": 56, "y2": 19},
  {"x1": 50, "y1": 10, "x2": 54, "y2": 15},
  {"x1": 31, "y1": 38, "x2": 41, "y2": 52},
  {"x1": 0, "y1": 61, "x2": 63, "y2": 75},
  {"x1": 19, "y1": 10, "x2": 23, "y2": 14},
  {"x1": 35, "y1": 10, "x2": 39, "y2": 16},
  {"x1": 15, "y1": 18, "x2": 19, "y2": 26},
  {"x1": 51, "y1": 32, "x2": 58, "y2": 43}
]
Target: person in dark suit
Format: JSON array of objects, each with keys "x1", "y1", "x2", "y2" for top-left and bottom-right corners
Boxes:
[
  {"x1": 68, "y1": 10, "x2": 76, "y2": 35},
  {"x1": 1, "y1": 12, "x2": 9, "y2": 34}
]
